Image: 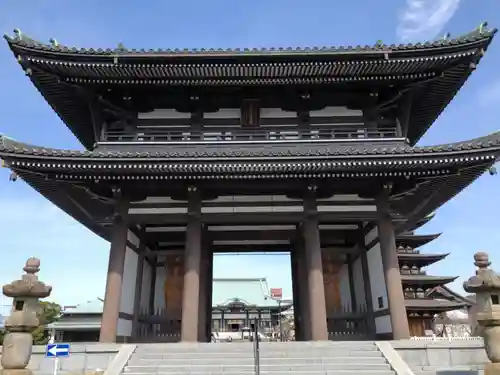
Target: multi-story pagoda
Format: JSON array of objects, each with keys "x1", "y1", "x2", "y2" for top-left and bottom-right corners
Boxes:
[
  {"x1": 0, "y1": 25, "x2": 498, "y2": 343},
  {"x1": 397, "y1": 214, "x2": 473, "y2": 336}
]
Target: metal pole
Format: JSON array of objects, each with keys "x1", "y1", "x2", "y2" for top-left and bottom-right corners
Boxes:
[
  {"x1": 278, "y1": 300, "x2": 282, "y2": 342},
  {"x1": 253, "y1": 318, "x2": 260, "y2": 375}
]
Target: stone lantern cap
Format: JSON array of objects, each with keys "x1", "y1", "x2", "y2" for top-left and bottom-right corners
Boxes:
[
  {"x1": 463, "y1": 252, "x2": 500, "y2": 293},
  {"x1": 2, "y1": 257, "x2": 52, "y2": 298}
]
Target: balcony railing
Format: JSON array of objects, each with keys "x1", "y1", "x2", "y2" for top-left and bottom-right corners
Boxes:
[{"x1": 102, "y1": 127, "x2": 400, "y2": 144}]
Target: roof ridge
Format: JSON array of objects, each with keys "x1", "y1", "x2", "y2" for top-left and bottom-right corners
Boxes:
[{"x1": 4, "y1": 24, "x2": 497, "y2": 56}]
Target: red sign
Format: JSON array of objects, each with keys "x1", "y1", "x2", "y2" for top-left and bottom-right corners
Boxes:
[{"x1": 270, "y1": 288, "x2": 283, "y2": 300}]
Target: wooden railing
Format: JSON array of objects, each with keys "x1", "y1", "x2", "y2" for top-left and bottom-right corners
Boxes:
[{"x1": 102, "y1": 127, "x2": 399, "y2": 143}]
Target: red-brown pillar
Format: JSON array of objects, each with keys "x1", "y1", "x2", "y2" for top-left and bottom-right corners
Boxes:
[
  {"x1": 197, "y1": 237, "x2": 209, "y2": 342},
  {"x1": 100, "y1": 195, "x2": 129, "y2": 343},
  {"x1": 302, "y1": 185, "x2": 328, "y2": 341},
  {"x1": 181, "y1": 186, "x2": 202, "y2": 342},
  {"x1": 376, "y1": 185, "x2": 410, "y2": 340}
]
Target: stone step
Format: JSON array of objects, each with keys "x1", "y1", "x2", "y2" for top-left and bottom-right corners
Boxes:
[
  {"x1": 134, "y1": 342, "x2": 377, "y2": 352},
  {"x1": 124, "y1": 371, "x2": 395, "y2": 375},
  {"x1": 127, "y1": 356, "x2": 387, "y2": 366},
  {"x1": 412, "y1": 366, "x2": 484, "y2": 375},
  {"x1": 124, "y1": 363, "x2": 392, "y2": 373},
  {"x1": 131, "y1": 350, "x2": 383, "y2": 359}
]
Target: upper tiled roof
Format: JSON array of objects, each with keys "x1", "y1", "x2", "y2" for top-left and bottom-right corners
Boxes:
[
  {"x1": 62, "y1": 298, "x2": 104, "y2": 314},
  {"x1": 3, "y1": 24, "x2": 497, "y2": 149},
  {"x1": 4, "y1": 23, "x2": 496, "y2": 57}
]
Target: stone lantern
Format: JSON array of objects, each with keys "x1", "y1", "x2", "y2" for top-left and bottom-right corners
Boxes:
[
  {"x1": 463, "y1": 252, "x2": 500, "y2": 375},
  {"x1": 1, "y1": 258, "x2": 52, "y2": 375}
]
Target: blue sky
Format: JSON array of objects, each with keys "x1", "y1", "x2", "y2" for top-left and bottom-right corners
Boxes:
[{"x1": 0, "y1": 0, "x2": 499, "y2": 308}]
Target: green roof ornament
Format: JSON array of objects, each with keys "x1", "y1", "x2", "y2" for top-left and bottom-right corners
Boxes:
[
  {"x1": 442, "y1": 32, "x2": 451, "y2": 41},
  {"x1": 13, "y1": 28, "x2": 22, "y2": 41},
  {"x1": 49, "y1": 38, "x2": 58, "y2": 48},
  {"x1": 117, "y1": 42, "x2": 126, "y2": 52},
  {"x1": 376, "y1": 40, "x2": 383, "y2": 47},
  {"x1": 478, "y1": 22, "x2": 488, "y2": 34}
]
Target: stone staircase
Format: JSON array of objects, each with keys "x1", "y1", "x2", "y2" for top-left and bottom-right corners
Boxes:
[{"x1": 123, "y1": 341, "x2": 396, "y2": 375}]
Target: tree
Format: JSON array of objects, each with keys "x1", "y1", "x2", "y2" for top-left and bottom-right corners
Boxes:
[{"x1": 31, "y1": 301, "x2": 62, "y2": 345}]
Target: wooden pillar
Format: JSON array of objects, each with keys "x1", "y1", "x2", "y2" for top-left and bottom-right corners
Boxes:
[
  {"x1": 347, "y1": 254, "x2": 357, "y2": 312},
  {"x1": 198, "y1": 235, "x2": 210, "y2": 342},
  {"x1": 290, "y1": 246, "x2": 302, "y2": 340},
  {"x1": 181, "y1": 186, "x2": 203, "y2": 342},
  {"x1": 360, "y1": 245, "x2": 376, "y2": 337},
  {"x1": 100, "y1": 195, "x2": 129, "y2": 343},
  {"x1": 302, "y1": 186, "x2": 328, "y2": 341},
  {"x1": 376, "y1": 185, "x2": 410, "y2": 340},
  {"x1": 131, "y1": 228, "x2": 146, "y2": 339}
]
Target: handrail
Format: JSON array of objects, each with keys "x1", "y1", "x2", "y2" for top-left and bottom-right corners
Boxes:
[
  {"x1": 253, "y1": 318, "x2": 260, "y2": 375},
  {"x1": 103, "y1": 126, "x2": 398, "y2": 143}
]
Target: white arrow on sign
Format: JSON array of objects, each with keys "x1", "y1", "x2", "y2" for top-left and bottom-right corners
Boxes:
[{"x1": 48, "y1": 346, "x2": 69, "y2": 356}]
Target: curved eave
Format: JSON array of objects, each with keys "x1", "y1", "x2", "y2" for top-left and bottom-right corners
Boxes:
[
  {"x1": 396, "y1": 233, "x2": 442, "y2": 248},
  {"x1": 5, "y1": 26, "x2": 495, "y2": 60},
  {"x1": 405, "y1": 299, "x2": 468, "y2": 312},
  {"x1": 406, "y1": 212, "x2": 436, "y2": 231},
  {"x1": 398, "y1": 252, "x2": 449, "y2": 267},
  {"x1": 3, "y1": 27, "x2": 497, "y2": 147},
  {"x1": 401, "y1": 275, "x2": 458, "y2": 287},
  {"x1": 11, "y1": 169, "x2": 114, "y2": 242}
]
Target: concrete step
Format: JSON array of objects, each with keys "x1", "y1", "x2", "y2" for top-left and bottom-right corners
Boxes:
[
  {"x1": 125, "y1": 371, "x2": 395, "y2": 375},
  {"x1": 127, "y1": 356, "x2": 387, "y2": 366},
  {"x1": 133, "y1": 342, "x2": 377, "y2": 353},
  {"x1": 130, "y1": 350, "x2": 383, "y2": 359},
  {"x1": 124, "y1": 363, "x2": 392, "y2": 373},
  {"x1": 412, "y1": 366, "x2": 484, "y2": 375}
]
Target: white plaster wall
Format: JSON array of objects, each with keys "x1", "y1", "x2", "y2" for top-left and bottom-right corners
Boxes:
[
  {"x1": 339, "y1": 263, "x2": 352, "y2": 310},
  {"x1": 365, "y1": 226, "x2": 378, "y2": 245},
  {"x1": 375, "y1": 315, "x2": 392, "y2": 334},
  {"x1": 352, "y1": 256, "x2": 366, "y2": 310},
  {"x1": 366, "y1": 243, "x2": 388, "y2": 313},
  {"x1": 120, "y1": 246, "x2": 138, "y2": 316},
  {"x1": 154, "y1": 266, "x2": 167, "y2": 310},
  {"x1": 117, "y1": 318, "x2": 133, "y2": 337},
  {"x1": 140, "y1": 257, "x2": 152, "y2": 311}
]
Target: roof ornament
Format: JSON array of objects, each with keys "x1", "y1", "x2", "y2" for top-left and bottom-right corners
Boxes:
[
  {"x1": 12, "y1": 28, "x2": 22, "y2": 41},
  {"x1": 49, "y1": 38, "x2": 58, "y2": 48},
  {"x1": 478, "y1": 22, "x2": 488, "y2": 35},
  {"x1": 442, "y1": 32, "x2": 451, "y2": 41}
]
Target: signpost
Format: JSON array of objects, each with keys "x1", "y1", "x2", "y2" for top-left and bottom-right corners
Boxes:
[
  {"x1": 46, "y1": 343, "x2": 71, "y2": 375},
  {"x1": 46, "y1": 343, "x2": 70, "y2": 358},
  {"x1": 270, "y1": 288, "x2": 283, "y2": 341}
]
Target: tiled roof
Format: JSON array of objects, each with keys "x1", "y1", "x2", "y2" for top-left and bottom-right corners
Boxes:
[
  {"x1": 62, "y1": 298, "x2": 104, "y2": 314},
  {"x1": 4, "y1": 23, "x2": 496, "y2": 56},
  {"x1": 212, "y1": 278, "x2": 279, "y2": 308},
  {"x1": 1, "y1": 132, "x2": 500, "y2": 160},
  {"x1": 401, "y1": 275, "x2": 458, "y2": 286}
]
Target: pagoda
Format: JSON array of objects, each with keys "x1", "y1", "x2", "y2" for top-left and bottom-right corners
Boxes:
[
  {"x1": 0, "y1": 24, "x2": 498, "y2": 343},
  {"x1": 398, "y1": 214, "x2": 473, "y2": 336}
]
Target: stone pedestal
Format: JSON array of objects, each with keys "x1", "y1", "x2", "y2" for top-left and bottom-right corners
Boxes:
[
  {"x1": 485, "y1": 363, "x2": 500, "y2": 375},
  {"x1": 1, "y1": 258, "x2": 52, "y2": 375}
]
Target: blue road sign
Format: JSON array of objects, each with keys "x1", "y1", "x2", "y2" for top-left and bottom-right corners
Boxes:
[{"x1": 46, "y1": 343, "x2": 71, "y2": 358}]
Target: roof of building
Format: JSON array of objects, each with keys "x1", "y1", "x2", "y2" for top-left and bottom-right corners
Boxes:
[
  {"x1": 1, "y1": 131, "x2": 498, "y2": 241},
  {"x1": 3, "y1": 25, "x2": 497, "y2": 148},
  {"x1": 396, "y1": 233, "x2": 442, "y2": 248},
  {"x1": 401, "y1": 274, "x2": 458, "y2": 287},
  {"x1": 405, "y1": 285, "x2": 473, "y2": 312},
  {"x1": 62, "y1": 298, "x2": 104, "y2": 315},
  {"x1": 398, "y1": 252, "x2": 450, "y2": 268},
  {"x1": 212, "y1": 278, "x2": 281, "y2": 308}
]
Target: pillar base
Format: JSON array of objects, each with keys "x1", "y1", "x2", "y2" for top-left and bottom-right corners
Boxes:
[{"x1": 485, "y1": 363, "x2": 500, "y2": 375}]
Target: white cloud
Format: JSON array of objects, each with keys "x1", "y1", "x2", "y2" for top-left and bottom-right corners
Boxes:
[{"x1": 397, "y1": 0, "x2": 461, "y2": 42}]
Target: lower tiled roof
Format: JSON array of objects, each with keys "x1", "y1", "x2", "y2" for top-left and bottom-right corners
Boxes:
[{"x1": 1, "y1": 132, "x2": 500, "y2": 160}]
